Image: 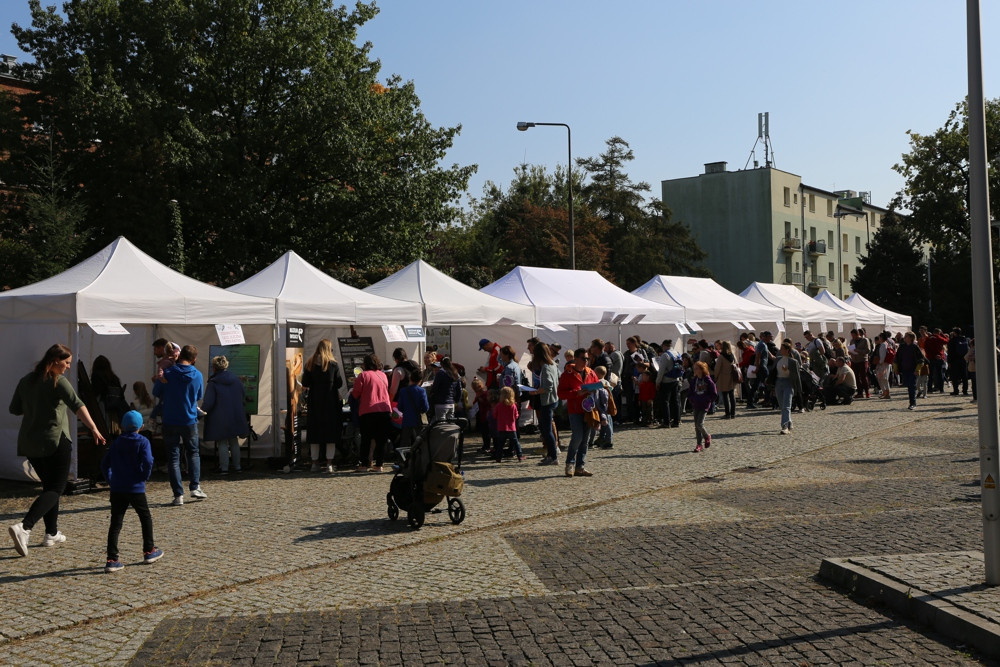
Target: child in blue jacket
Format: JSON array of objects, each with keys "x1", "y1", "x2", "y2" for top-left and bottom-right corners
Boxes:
[{"x1": 100, "y1": 411, "x2": 162, "y2": 573}]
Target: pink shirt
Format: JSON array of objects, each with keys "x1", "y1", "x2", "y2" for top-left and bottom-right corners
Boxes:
[
  {"x1": 350, "y1": 370, "x2": 391, "y2": 415},
  {"x1": 492, "y1": 402, "x2": 519, "y2": 432}
]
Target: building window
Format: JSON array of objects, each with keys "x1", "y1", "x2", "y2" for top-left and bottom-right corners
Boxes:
[
  {"x1": 843, "y1": 263, "x2": 849, "y2": 280},
  {"x1": 828, "y1": 262, "x2": 834, "y2": 279},
  {"x1": 827, "y1": 199, "x2": 833, "y2": 217},
  {"x1": 828, "y1": 230, "x2": 834, "y2": 247},
  {"x1": 794, "y1": 193, "x2": 798, "y2": 204},
  {"x1": 808, "y1": 194, "x2": 815, "y2": 212},
  {"x1": 855, "y1": 236, "x2": 861, "y2": 254},
  {"x1": 809, "y1": 226, "x2": 816, "y2": 241},
  {"x1": 784, "y1": 221, "x2": 791, "y2": 237},
  {"x1": 795, "y1": 261, "x2": 800, "y2": 272},
  {"x1": 842, "y1": 233, "x2": 848, "y2": 249},
  {"x1": 784, "y1": 187, "x2": 791, "y2": 207}
]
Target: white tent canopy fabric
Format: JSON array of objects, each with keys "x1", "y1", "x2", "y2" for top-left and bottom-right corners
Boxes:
[
  {"x1": 227, "y1": 251, "x2": 423, "y2": 324},
  {"x1": 739, "y1": 282, "x2": 852, "y2": 331},
  {"x1": 0, "y1": 237, "x2": 275, "y2": 324},
  {"x1": 364, "y1": 260, "x2": 536, "y2": 326},
  {"x1": 481, "y1": 266, "x2": 684, "y2": 326},
  {"x1": 632, "y1": 275, "x2": 783, "y2": 327},
  {"x1": 0, "y1": 237, "x2": 277, "y2": 482},
  {"x1": 845, "y1": 293, "x2": 913, "y2": 331},
  {"x1": 813, "y1": 289, "x2": 885, "y2": 330}
]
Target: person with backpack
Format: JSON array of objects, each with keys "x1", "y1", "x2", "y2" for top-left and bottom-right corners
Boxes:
[
  {"x1": 746, "y1": 331, "x2": 775, "y2": 410},
  {"x1": 947, "y1": 328, "x2": 970, "y2": 397},
  {"x1": 655, "y1": 341, "x2": 683, "y2": 428},
  {"x1": 388, "y1": 348, "x2": 418, "y2": 401}
]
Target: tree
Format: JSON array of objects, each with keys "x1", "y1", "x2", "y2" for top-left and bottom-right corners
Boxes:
[
  {"x1": 850, "y1": 210, "x2": 930, "y2": 325},
  {"x1": 892, "y1": 98, "x2": 1000, "y2": 248},
  {"x1": 11, "y1": 0, "x2": 474, "y2": 286},
  {"x1": 578, "y1": 136, "x2": 708, "y2": 289},
  {"x1": 892, "y1": 97, "x2": 1000, "y2": 326}
]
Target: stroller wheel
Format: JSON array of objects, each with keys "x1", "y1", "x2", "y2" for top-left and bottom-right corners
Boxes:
[
  {"x1": 448, "y1": 497, "x2": 465, "y2": 525},
  {"x1": 407, "y1": 506, "x2": 425, "y2": 529}
]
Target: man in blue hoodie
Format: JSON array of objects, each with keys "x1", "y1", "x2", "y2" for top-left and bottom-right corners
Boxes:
[
  {"x1": 101, "y1": 410, "x2": 162, "y2": 573},
  {"x1": 153, "y1": 344, "x2": 206, "y2": 505}
]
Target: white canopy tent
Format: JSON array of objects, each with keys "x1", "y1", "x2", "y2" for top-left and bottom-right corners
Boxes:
[
  {"x1": 739, "y1": 282, "x2": 854, "y2": 341},
  {"x1": 481, "y1": 266, "x2": 685, "y2": 352},
  {"x1": 0, "y1": 237, "x2": 277, "y2": 481},
  {"x1": 227, "y1": 251, "x2": 426, "y2": 439},
  {"x1": 632, "y1": 275, "x2": 785, "y2": 345},
  {"x1": 364, "y1": 260, "x2": 538, "y2": 379},
  {"x1": 814, "y1": 289, "x2": 886, "y2": 331},
  {"x1": 845, "y1": 293, "x2": 913, "y2": 332}
]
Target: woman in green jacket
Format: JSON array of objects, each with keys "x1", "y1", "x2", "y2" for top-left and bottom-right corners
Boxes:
[{"x1": 8, "y1": 344, "x2": 105, "y2": 557}]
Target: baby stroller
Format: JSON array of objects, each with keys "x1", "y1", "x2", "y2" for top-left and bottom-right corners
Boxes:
[
  {"x1": 800, "y1": 368, "x2": 827, "y2": 411},
  {"x1": 386, "y1": 417, "x2": 467, "y2": 529}
]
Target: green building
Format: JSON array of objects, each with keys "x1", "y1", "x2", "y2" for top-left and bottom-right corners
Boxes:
[{"x1": 661, "y1": 163, "x2": 887, "y2": 299}]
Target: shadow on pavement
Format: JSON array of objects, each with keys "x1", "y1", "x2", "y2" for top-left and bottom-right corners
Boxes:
[
  {"x1": 294, "y1": 518, "x2": 413, "y2": 542},
  {"x1": 0, "y1": 564, "x2": 101, "y2": 583}
]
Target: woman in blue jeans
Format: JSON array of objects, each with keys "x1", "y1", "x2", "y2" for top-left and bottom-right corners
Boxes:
[
  {"x1": 774, "y1": 342, "x2": 803, "y2": 435},
  {"x1": 529, "y1": 344, "x2": 560, "y2": 465}
]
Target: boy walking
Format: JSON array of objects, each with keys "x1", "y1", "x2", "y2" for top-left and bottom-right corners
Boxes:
[{"x1": 101, "y1": 410, "x2": 163, "y2": 573}]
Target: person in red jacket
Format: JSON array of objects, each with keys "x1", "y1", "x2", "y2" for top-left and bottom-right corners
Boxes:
[
  {"x1": 923, "y1": 328, "x2": 949, "y2": 394},
  {"x1": 557, "y1": 348, "x2": 599, "y2": 478},
  {"x1": 477, "y1": 339, "x2": 502, "y2": 388}
]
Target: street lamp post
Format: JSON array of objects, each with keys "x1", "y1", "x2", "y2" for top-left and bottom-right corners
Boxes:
[{"x1": 517, "y1": 121, "x2": 574, "y2": 270}]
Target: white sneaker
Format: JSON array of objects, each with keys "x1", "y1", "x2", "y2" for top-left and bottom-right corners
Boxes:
[
  {"x1": 190, "y1": 488, "x2": 207, "y2": 499},
  {"x1": 42, "y1": 531, "x2": 66, "y2": 547},
  {"x1": 8, "y1": 522, "x2": 30, "y2": 557},
  {"x1": 780, "y1": 428, "x2": 789, "y2": 435},
  {"x1": 172, "y1": 495, "x2": 184, "y2": 506}
]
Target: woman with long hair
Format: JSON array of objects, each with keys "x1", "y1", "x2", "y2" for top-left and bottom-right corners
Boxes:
[
  {"x1": 715, "y1": 341, "x2": 738, "y2": 419},
  {"x1": 302, "y1": 339, "x2": 344, "y2": 472},
  {"x1": 430, "y1": 357, "x2": 462, "y2": 420},
  {"x1": 91, "y1": 355, "x2": 127, "y2": 438},
  {"x1": 350, "y1": 353, "x2": 391, "y2": 472},
  {"x1": 8, "y1": 344, "x2": 106, "y2": 557},
  {"x1": 529, "y1": 343, "x2": 560, "y2": 465}
]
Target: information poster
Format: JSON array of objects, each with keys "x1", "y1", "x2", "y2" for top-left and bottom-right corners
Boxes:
[
  {"x1": 208, "y1": 344, "x2": 260, "y2": 414},
  {"x1": 425, "y1": 326, "x2": 452, "y2": 359},
  {"x1": 337, "y1": 337, "x2": 375, "y2": 389}
]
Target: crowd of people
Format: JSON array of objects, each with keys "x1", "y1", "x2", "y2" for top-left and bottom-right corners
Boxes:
[{"x1": 6, "y1": 325, "x2": 987, "y2": 568}]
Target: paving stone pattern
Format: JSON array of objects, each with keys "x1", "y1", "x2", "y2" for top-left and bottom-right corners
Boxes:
[{"x1": 0, "y1": 392, "x2": 996, "y2": 665}]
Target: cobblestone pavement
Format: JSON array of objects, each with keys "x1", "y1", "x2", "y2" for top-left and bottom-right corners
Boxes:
[{"x1": 1, "y1": 391, "x2": 997, "y2": 665}]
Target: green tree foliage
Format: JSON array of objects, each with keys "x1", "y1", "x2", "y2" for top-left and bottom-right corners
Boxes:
[
  {"x1": 892, "y1": 98, "x2": 1000, "y2": 248},
  {"x1": 578, "y1": 137, "x2": 708, "y2": 290},
  {"x1": 892, "y1": 97, "x2": 1000, "y2": 326},
  {"x1": 849, "y1": 210, "x2": 930, "y2": 325},
  {"x1": 10, "y1": 0, "x2": 474, "y2": 286}
]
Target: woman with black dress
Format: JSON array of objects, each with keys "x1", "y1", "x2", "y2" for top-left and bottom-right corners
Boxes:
[{"x1": 301, "y1": 339, "x2": 344, "y2": 472}]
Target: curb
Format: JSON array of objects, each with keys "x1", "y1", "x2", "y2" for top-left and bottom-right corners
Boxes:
[{"x1": 819, "y1": 557, "x2": 1000, "y2": 660}]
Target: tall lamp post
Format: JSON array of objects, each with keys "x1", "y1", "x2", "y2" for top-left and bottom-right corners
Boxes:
[{"x1": 516, "y1": 121, "x2": 574, "y2": 270}]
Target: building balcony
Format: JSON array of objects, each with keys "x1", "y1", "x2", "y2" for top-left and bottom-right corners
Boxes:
[
  {"x1": 808, "y1": 239, "x2": 827, "y2": 255},
  {"x1": 781, "y1": 272, "x2": 803, "y2": 285},
  {"x1": 781, "y1": 237, "x2": 802, "y2": 253},
  {"x1": 808, "y1": 275, "x2": 827, "y2": 289}
]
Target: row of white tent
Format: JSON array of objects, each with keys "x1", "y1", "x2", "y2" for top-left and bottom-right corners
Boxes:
[{"x1": 0, "y1": 237, "x2": 911, "y2": 481}]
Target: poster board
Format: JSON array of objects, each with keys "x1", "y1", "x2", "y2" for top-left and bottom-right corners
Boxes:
[
  {"x1": 208, "y1": 344, "x2": 261, "y2": 414},
  {"x1": 337, "y1": 337, "x2": 375, "y2": 389},
  {"x1": 426, "y1": 326, "x2": 452, "y2": 358}
]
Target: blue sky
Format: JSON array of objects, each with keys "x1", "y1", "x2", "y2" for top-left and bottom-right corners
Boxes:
[{"x1": 3, "y1": 1, "x2": 997, "y2": 210}]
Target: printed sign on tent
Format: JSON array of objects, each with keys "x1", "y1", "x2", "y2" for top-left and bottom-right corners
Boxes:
[
  {"x1": 88, "y1": 322, "x2": 129, "y2": 335},
  {"x1": 382, "y1": 325, "x2": 406, "y2": 342},
  {"x1": 404, "y1": 326, "x2": 426, "y2": 342},
  {"x1": 215, "y1": 323, "x2": 245, "y2": 345}
]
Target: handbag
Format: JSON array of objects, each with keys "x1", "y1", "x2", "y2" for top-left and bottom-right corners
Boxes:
[
  {"x1": 730, "y1": 365, "x2": 742, "y2": 384},
  {"x1": 584, "y1": 408, "x2": 601, "y2": 428}
]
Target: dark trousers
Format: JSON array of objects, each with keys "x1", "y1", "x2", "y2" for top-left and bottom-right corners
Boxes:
[
  {"x1": 851, "y1": 361, "x2": 870, "y2": 396},
  {"x1": 107, "y1": 491, "x2": 155, "y2": 559},
  {"x1": 358, "y1": 411, "x2": 391, "y2": 467},
  {"x1": 720, "y1": 390, "x2": 736, "y2": 417},
  {"x1": 971, "y1": 372, "x2": 978, "y2": 400},
  {"x1": 536, "y1": 403, "x2": 557, "y2": 460},
  {"x1": 656, "y1": 381, "x2": 680, "y2": 426},
  {"x1": 949, "y1": 363, "x2": 968, "y2": 394},
  {"x1": 23, "y1": 437, "x2": 73, "y2": 534},
  {"x1": 929, "y1": 359, "x2": 946, "y2": 393},
  {"x1": 901, "y1": 370, "x2": 917, "y2": 407},
  {"x1": 747, "y1": 373, "x2": 768, "y2": 408}
]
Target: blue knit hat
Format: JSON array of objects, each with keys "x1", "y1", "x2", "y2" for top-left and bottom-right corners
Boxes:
[{"x1": 121, "y1": 410, "x2": 143, "y2": 433}]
